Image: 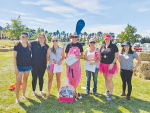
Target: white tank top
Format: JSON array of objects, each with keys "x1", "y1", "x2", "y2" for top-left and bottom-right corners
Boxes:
[{"x1": 86, "y1": 47, "x2": 99, "y2": 68}]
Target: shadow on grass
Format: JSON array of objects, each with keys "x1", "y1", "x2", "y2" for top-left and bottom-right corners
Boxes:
[{"x1": 19, "y1": 93, "x2": 150, "y2": 113}]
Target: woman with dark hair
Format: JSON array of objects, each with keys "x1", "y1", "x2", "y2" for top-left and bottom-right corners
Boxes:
[
  {"x1": 13, "y1": 32, "x2": 32, "y2": 103},
  {"x1": 99, "y1": 35, "x2": 119, "y2": 101},
  {"x1": 118, "y1": 41, "x2": 141, "y2": 100},
  {"x1": 46, "y1": 36, "x2": 65, "y2": 98}
]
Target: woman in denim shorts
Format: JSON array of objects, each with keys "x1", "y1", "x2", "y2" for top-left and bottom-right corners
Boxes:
[{"x1": 13, "y1": 32, "x2": 32, "y2": 103}]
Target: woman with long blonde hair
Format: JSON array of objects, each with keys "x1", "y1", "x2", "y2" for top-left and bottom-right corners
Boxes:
[{"x1": 46, "y1": 36, "x2": 65, "y2": 98}]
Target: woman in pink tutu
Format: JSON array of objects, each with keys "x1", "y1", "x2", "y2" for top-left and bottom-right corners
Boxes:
[{"x1": 99, "y1": 35, "x2": 119, "y2": 101}]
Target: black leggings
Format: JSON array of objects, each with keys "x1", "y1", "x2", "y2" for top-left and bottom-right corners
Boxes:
[
  {"x1": 32, "y1": 66, "x2": 46, "y2": 91},
  {"x1": 120, "y1": 69, "x2": 133, "y2": 96}
]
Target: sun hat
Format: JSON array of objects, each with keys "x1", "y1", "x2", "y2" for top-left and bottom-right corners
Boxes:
[
  {"x1": 69, "y1": 32, "x2": 79, "y2": 38},
  {"x1": 121, "y1": 41, "x2": 131, "y2": 47}
]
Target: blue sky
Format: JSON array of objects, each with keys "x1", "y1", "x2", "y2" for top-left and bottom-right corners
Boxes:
[{"x1": 0, "y1": 0, "x2": 150, "y2": 37}]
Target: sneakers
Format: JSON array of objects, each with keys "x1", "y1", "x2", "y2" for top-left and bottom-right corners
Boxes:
[
  {"x1": 106, "y1": 95, "x2": 113, "y2": 101},
  {"x1": 104, "y1": 91, "x2": 109, "y2": 96}
]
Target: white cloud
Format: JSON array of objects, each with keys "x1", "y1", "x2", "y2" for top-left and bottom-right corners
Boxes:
[
  {"x1": 83, "y1": 24, "x2": 126, "y2": 36},
  {"x1": 137, "y1": 8, "x2": 149, "y2": 12},
  {"x1": 0, "y1": 19, "x2": 11, "y2": 24},
  {"x1": 42, "y1": 6, "x2": 77, "y2": 14},
  {"x1": 21, "y1": 0, "x2": 89, "y2": 17},
  {"x1": 21, "y1": 0, "x2": 55, "y2": 6},
  {"x1": 10, "y1": 11, "x2": 31, "y2": 16},
  {"x1": 42, "y1": 5, "x2": 83, "y2": 17},
  {"x1": 145, "y1": 30, "x2": 150, "y2": 33},
  {"x1": 22, "y1": 17, "x2": 58, "y2": 23},
  {"x1": 63, "y1": 0, "x2": 109, "y2": 15},
  {"x1": 0, "y1": 8, "x2": 31, "y2": 15},
  {"x1": 132, "y1": 1, "x2": 150, "y2": 12},
  {"x1": 29, "y1": 21, "x2": 44, "y2": 25}
]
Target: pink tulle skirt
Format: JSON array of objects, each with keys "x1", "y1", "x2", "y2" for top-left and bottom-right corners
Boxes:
[{"x1": 99, "y1": 63, "x2": 118, "y2": 77}]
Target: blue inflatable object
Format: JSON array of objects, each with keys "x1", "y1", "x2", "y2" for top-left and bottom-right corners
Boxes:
[{"x1": 76, "y1": 19, "x2": 85, "y2": 35}]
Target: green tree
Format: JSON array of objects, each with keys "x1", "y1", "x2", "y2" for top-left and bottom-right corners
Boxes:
[
  {"x1": 5, "y1": 15, "x2": 30, "y2": 40},
  {"x1": 82, "y1": 38, "x2": 85, "y2": 42},
  {"x1": 37, "y1": 28, "x2": 44, "y2": 35},
  {"x1": 97, "y1": 31, "x2": 103, "y2": 40},
  {"x1": 95, "y1": 38, "x2": 100, "y2": 43},
  {"x1": 46, "y1": 33, "x2": 52, "y2": 41},
  {"x1": 118, "y1": 24, "x2": 138, "y2": 43},
  {"x1": 30, "y1": 34, "x2": 37, "y2": 40}
]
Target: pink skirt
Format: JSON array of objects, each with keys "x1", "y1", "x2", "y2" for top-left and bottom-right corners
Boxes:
[{"x1": 99, "y1": 63, "x2": 118, "y2": 77}]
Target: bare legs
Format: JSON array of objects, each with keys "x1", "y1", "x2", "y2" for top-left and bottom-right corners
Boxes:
[
  {"x1": 103, "y1": 75, "x2": 113, "y2": 95},
  {"x1": 15, "y1": 72, "x2": 29, "y2": 103},
  {"x1": 46, "y1": 71, "x2": 61, "y2": 98}
]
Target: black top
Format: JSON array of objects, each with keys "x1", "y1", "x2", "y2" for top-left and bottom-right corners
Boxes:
[
  {"x1": 14, "y1": 42, "x2": 32, "y2": 67},
  {"x1": 31, "y1": 41, "x2": 49, "y2": 68},
  {"x1": 65, "y1": 42, "x2": 83, "y2": 53},
  {"x1": 100, "y1": 43, "x2": 118, "y2": 64}
]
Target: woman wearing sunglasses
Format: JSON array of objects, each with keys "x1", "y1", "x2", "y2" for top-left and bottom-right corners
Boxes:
[
  {"x1": 31, "y1": 32, "x2": 49, "y2": 97},
  {"x1": 65, "y1": 32, "x2": 83, "y2": 88},
  {"x1": 13, "y1": 32, "x2": 32, "y2": 103},
  {"x1": 46, "y1": 36, "x2": 65, "y2": 98},
  {"x1": 84, "y1": 38, "x2": 100, "y2": 96},
  {"x1": 99, "y1": 35, "x2": 119, "y2": 101}
]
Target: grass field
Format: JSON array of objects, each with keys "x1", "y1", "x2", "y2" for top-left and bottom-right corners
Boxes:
[{"x1": 0, "y1": 40, "x2": 150, "y2": 113}]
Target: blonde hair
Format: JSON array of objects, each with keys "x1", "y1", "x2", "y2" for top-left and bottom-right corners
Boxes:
[
  {"x1": 51, "y1": 36, "x2": 59, "y2": 55},
  {"x1": 36, "y1": 32, "x2": 48, "y2": 43}
]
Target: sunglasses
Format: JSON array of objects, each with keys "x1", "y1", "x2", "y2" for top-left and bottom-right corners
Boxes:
[
  {"x1": 52, "y1": 40, "x2": 58, "y2": 42},
  {"x1": 22, "y1": 37, "x2": 28, "y2": 39},
  {"x1": 90, "y1": 42, "x2": 95, "y2": 43},
  {"x1": 71, "y1": 36, "x2": 78, "y2": 38}
]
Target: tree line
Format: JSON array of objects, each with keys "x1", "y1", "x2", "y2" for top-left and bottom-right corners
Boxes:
[{"x1": 0, "y1": 16, "x2": 149, "y2": 43}]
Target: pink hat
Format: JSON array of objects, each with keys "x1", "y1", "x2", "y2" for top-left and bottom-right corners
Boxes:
[
  {"x1": 89, "y1": 38, "x2": 95, "y2": 42},
  {"x1": 104, "y1": 35, "x2": 111, "y2": 40}
]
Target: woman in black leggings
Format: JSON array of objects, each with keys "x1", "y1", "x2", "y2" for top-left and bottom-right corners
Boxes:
[
  {"x1": 118, "y1": 41, "x2": 141, "y2": 100},
  {"x1": 31, "y1": 32, "x2": 49, "y2": 97}
]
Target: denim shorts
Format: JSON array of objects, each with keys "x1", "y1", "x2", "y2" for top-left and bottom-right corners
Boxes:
[{"x1": 17, "y1": 66, "x2": 32, "y2": 72}]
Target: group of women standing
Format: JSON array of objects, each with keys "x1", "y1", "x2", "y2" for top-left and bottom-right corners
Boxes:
[{"x1": 13, "y1": 32, "x2": 141, "y2": 103}]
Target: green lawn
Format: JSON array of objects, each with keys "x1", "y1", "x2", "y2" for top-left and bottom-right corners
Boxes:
[{"x1": 0, "y1": 42, "x2": 150, "y2": 113}]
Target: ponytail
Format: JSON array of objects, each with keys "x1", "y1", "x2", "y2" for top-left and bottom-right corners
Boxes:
[{"x1": 51, "y1": 46, "x2": 56, "y2": 55}]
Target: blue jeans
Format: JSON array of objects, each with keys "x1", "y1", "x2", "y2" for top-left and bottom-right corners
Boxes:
[{"x1": 86, "y1": 68, "x2": 99, "y2": 93}]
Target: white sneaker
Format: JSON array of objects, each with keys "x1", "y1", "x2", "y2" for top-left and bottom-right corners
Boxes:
[{"x1": 104, "y1": 91, "x2": 109, "y2": 96}]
